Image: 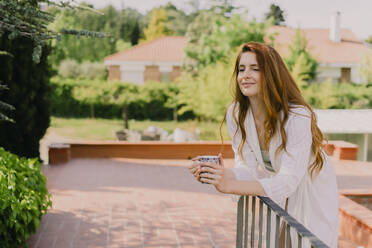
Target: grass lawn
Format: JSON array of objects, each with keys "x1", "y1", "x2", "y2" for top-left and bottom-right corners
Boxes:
[{"x1": 50, "y1": 117, "x2": 231, "y2": 141}]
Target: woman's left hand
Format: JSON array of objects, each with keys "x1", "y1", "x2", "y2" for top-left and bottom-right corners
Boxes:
[{"x1": 200, "y1": 153, "x2": 230, "y2": 194}]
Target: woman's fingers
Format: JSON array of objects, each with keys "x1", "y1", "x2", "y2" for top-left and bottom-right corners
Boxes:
[
  {"x1": 218, "y1": 153, "x2": 225, "y2": 167},
  {"x1": 200, "y1": 175, "x2": 220, "y2": 185},
  {"x1": 200, "y1": 166, "x2": 220, "y2": 175},
  {"x1": 191, "y1": 156, "x2": 200, "y2": 161}
]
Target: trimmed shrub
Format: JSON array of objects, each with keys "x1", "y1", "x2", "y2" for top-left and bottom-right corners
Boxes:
[
  {"x1": 303, "y1": 81, "x2": 372, "y2": 109},
  {"x1": 0, "y1": 147, "x2": 52, "y2": 247},
  {"x1": 80, "y1": 61, "x2": 107, "y2": 80},
  {"x1": 58, "y1": 59, "x2": 80, "y2": 78},
  {"x1": 49, "y1": 77, "x2": 195, "y2": 120}
]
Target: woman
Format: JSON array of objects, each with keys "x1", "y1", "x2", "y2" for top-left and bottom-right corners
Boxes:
[{"x1": 189, "y1": 42, "x2": 338, "y2": 247}]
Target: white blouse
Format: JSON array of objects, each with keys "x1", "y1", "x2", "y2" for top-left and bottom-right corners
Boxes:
[{"x1": 226, "y1": 103, "x2": 339, "y2": 248}]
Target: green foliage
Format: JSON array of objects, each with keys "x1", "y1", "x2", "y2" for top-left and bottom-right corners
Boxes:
[
  {"x1": 303, "y1": 80, "x2": 372, "y2": 109},
  {"x1": 58, "y1": 58, "x2": 80, "y2": 78},
  {"x1": 285, "y1": 29, "x2": 318, "y2": 82},
  {"x1": 177, "y1": 59, "x2": 234, "y2": 121},
  {"x1": 0, "y1": 83, "x2": 15, "y2": 123},
  {"x1": 365, "y1": 36, "x2": 372, "y2": 44},
  {"x1": 209, "y1": 0, "x2": 240, "y2": 18},
  {"x1": 73, "y1": 84, "x2": 102, "y2": 119},
  {"x1": 80, "y1": 61, "x2": 107, "y2": 80},
  {"x1": 184, "y1": 13, "x2": 270, "y2": 74},
  {"x1": 49, "y1": 78, "x2": 193, "y2": 121},
  {"x1": 0, "y1": 147, "x2": 52, "y2": 247},
  {"x1": 265, "y1": 4, "x2": 285, "y2": 25},
  {"x1": 48, "y1": 4, "x2": 143, "y2": 66},
  {"x1": 115, "y1": 39, "x2": 132, "y2": 52},
  {"x1": 57, "y1": 59, "x2": 107, "y2": 79},
  {"x1": 358, "y1": 50, "x2": 372, "y2": 83},
  {"x1": 0, "y1": 0, "x2": 106, "y2": 63},
  {"x1": 162, "y1": 3, "x2": 193, "y2": 36},
  {"x1": 143, "y1": 8, "x2": 171, "y2": 42},
  {"x1": 291, "y1": 53, "x2": 312, "y2": 88},
  {"x1": 0, "y1": 33, "x2": 51, "y2": 159}
]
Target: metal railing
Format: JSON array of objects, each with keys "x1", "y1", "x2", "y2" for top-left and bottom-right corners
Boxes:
[{"x1": 236, "y1": 196, "x2": 329, "y2": 248}]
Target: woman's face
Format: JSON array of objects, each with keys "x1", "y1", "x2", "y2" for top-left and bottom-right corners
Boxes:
[{"x1": 237, "y1": 52, "x2": 261, "y2": 98}]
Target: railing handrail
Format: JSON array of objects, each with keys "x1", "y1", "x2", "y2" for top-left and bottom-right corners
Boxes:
[{"x1": 236, "y1": 195, "x2": 330, "y2": 248}]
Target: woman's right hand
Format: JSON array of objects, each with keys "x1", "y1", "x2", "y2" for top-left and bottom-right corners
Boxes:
[{"x1": 189, "y1": 156, "x2": 202, "y2": 182}]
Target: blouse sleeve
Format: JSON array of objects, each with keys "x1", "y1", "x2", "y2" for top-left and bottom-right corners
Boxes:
[
  {"x1": 226, "y1": 104, "x2": 258, "y2": 181},
  {"x1": 258, "y1": 108, "x2": 312, "y2": 202}
]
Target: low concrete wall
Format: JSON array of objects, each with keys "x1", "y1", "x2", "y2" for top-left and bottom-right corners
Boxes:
[
  {"x1": 324, "y1": 140, "x2": 358, "y2": 160},
  {"x1": 339, "y1": 191, "x2": 372, "y2": 247},
  {"x1": 49, "y1": 140, "x2": 359, "y2": 165},
  {"x1": 49, "y1": 141, "x2": 234, "y2": 164}
]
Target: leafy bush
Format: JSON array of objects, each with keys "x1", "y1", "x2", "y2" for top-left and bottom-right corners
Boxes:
[
  {"x1": 58, "y1": 59, "x2": 80, "y2": 78},
  {"x1": 49, "y1": 77, "x2": 194, "y2": 120},
  {"x1": 58, "y1": 60, "x2": 107, "y2": 80},
  {"x1": 50, "y1": 76, "x2": 372, "y2": 123},
  {"x1": 285, "y1": 29, "x2": 318, "y2": 82},
  {"x1": 0, "y1": 147, "x2": 52, "y2": 247},
  {"x1": 358, "y1": 50, "x2": 372, "y2": 83},
  {"x1": 177, "y1": 59, "x2": 233, "y2": 121},
  {"x1": 303, "y1": 80, "x2": 372, "y2": 109},
  {"x1": 80, "y1": 61, "x2": 107, "y2": 80}
]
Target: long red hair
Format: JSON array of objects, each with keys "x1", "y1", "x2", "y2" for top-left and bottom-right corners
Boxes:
[{"x1": 225, "y1": 42, "x2": 325, "y2": 179}]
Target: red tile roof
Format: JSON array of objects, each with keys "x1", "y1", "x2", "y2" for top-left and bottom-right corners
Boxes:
[
  {"x1": 266, "y1": 26, "x2": 370, "y2": 64},
  {"x1": 104, "y1": 36, "x2": 188, "y2": 62}
]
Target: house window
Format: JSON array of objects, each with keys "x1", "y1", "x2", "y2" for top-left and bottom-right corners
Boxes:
[
  {"x1": 340, "y1": 68, "x2": 351, "y2": 83},
  {"x1": 161, "y1": 72, "x2": 170, "y2": 82}
]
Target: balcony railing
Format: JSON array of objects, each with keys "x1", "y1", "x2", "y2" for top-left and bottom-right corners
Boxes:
[{"x1": 236, "y1": 196, "x2": 329, "y2": 248}]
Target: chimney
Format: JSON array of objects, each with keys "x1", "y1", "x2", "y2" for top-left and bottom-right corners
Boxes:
[{"x1": 330, "y1": 11, "x2": 341, "y2": 42}]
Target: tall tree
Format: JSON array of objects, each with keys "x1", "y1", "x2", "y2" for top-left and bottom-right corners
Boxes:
[
  {"x1": 265, "y1": 3, "x2": 285, "y2": 25},
  {"x1": 0, "y1": 83, "x2": 15, "y2": 122},
  {"x1": 130, "y1": 20, "x2": 141, "y2": 45},
  {"x1": 48, "y1": 5, "x2": 143, "y2": 66},
  {"x1": 163, "y1": 3, "x2": 192, "y2": 36},
  {"x1": 0, "y1": 0, "x2": 104, "y2": 159},
  {"x1": 0, "y1": 33, "x2": 51, "y2": 159},
  {"x1": 210, "y1": 0, "x2": 238, "y2": 18},
  {"x1": 285, "y1": 29, "x2": 318, "y2": 82},
  {"x1": 143, "y1": 7, "x2": 171, "y2": 42},
  {"x1": 184, "y1": 13, "x2": 270, "y2": 74}
]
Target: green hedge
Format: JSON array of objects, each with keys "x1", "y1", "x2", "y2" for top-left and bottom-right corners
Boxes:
[
  {"x1": 50, "y1": 77, "x2": 194, "y2": 120},
  {"x1": 303, "y1": 81, "x2": 372, "y2": 109},
  {"x1": 0, "y1": 148, "x2": 52, "y2": 247},
  {"x1": 49, "y1": 78, "x2": 372, "y2": 121}
]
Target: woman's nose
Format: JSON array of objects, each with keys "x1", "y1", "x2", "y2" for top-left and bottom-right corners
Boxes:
[{"x1": 242, "y1": 70, "x2": 252, "y2": 78}]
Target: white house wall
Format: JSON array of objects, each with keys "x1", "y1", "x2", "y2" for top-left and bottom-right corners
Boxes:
[
  {"x1": 104, "y1": 60, "x2": 181, "y2": 84},
  {"x1": 122, "y1": 70, "x2": 144, "y2": 84},
  {"x1": 317, "y1": 66, "x2": 340, "y2": 82},
  {"x1": 317, "y1": 63, "x2": 362, "y2": 83}
]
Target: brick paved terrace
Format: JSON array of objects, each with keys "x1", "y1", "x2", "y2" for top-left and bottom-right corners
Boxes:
[{"x1": 27, "y1": 158, "x2": 372, "y2": 248}]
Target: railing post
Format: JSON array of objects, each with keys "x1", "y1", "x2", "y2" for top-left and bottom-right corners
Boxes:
[
  {"x1": 251, "y1": 196, "x2": 256, "y2": 247},
  {"x1": 236, "y1": 196, "x2": 244, "y2": 247},
  {"x1": 236, "y1": 195, "x2": 329, "y2": 248}
]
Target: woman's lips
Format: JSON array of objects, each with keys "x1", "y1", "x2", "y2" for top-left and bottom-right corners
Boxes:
[{"x1": 241, "y1": 82, "x2": 255, "y2": 88}]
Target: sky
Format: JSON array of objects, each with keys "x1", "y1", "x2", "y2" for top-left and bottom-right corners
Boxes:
[{"x1": 74, "y1": 0, "x2": 372, "y2": 40}]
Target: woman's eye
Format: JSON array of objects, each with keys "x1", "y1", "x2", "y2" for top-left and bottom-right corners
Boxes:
[
  {"x1": 238, "y1": 69, "x2": 244, "y2": 72},
  {"x1": 253, "y1": 68, "x2": 259, "y2": 71}
]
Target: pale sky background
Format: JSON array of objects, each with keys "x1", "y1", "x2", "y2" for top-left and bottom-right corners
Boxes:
[{"x1": 74, "y1": 0, "x2": 372, "y2": 40}]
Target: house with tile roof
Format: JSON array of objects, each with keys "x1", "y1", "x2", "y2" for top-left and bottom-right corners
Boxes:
[
  {"x1": 104, "y1": 36, "x2": 187, "y2": 84},
  {"x1": 266, "y1": 12, "x2": 370, "y2": 83},
  {"x1": 104, "y1": 12, "x2": 370, "y2": 84}
]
